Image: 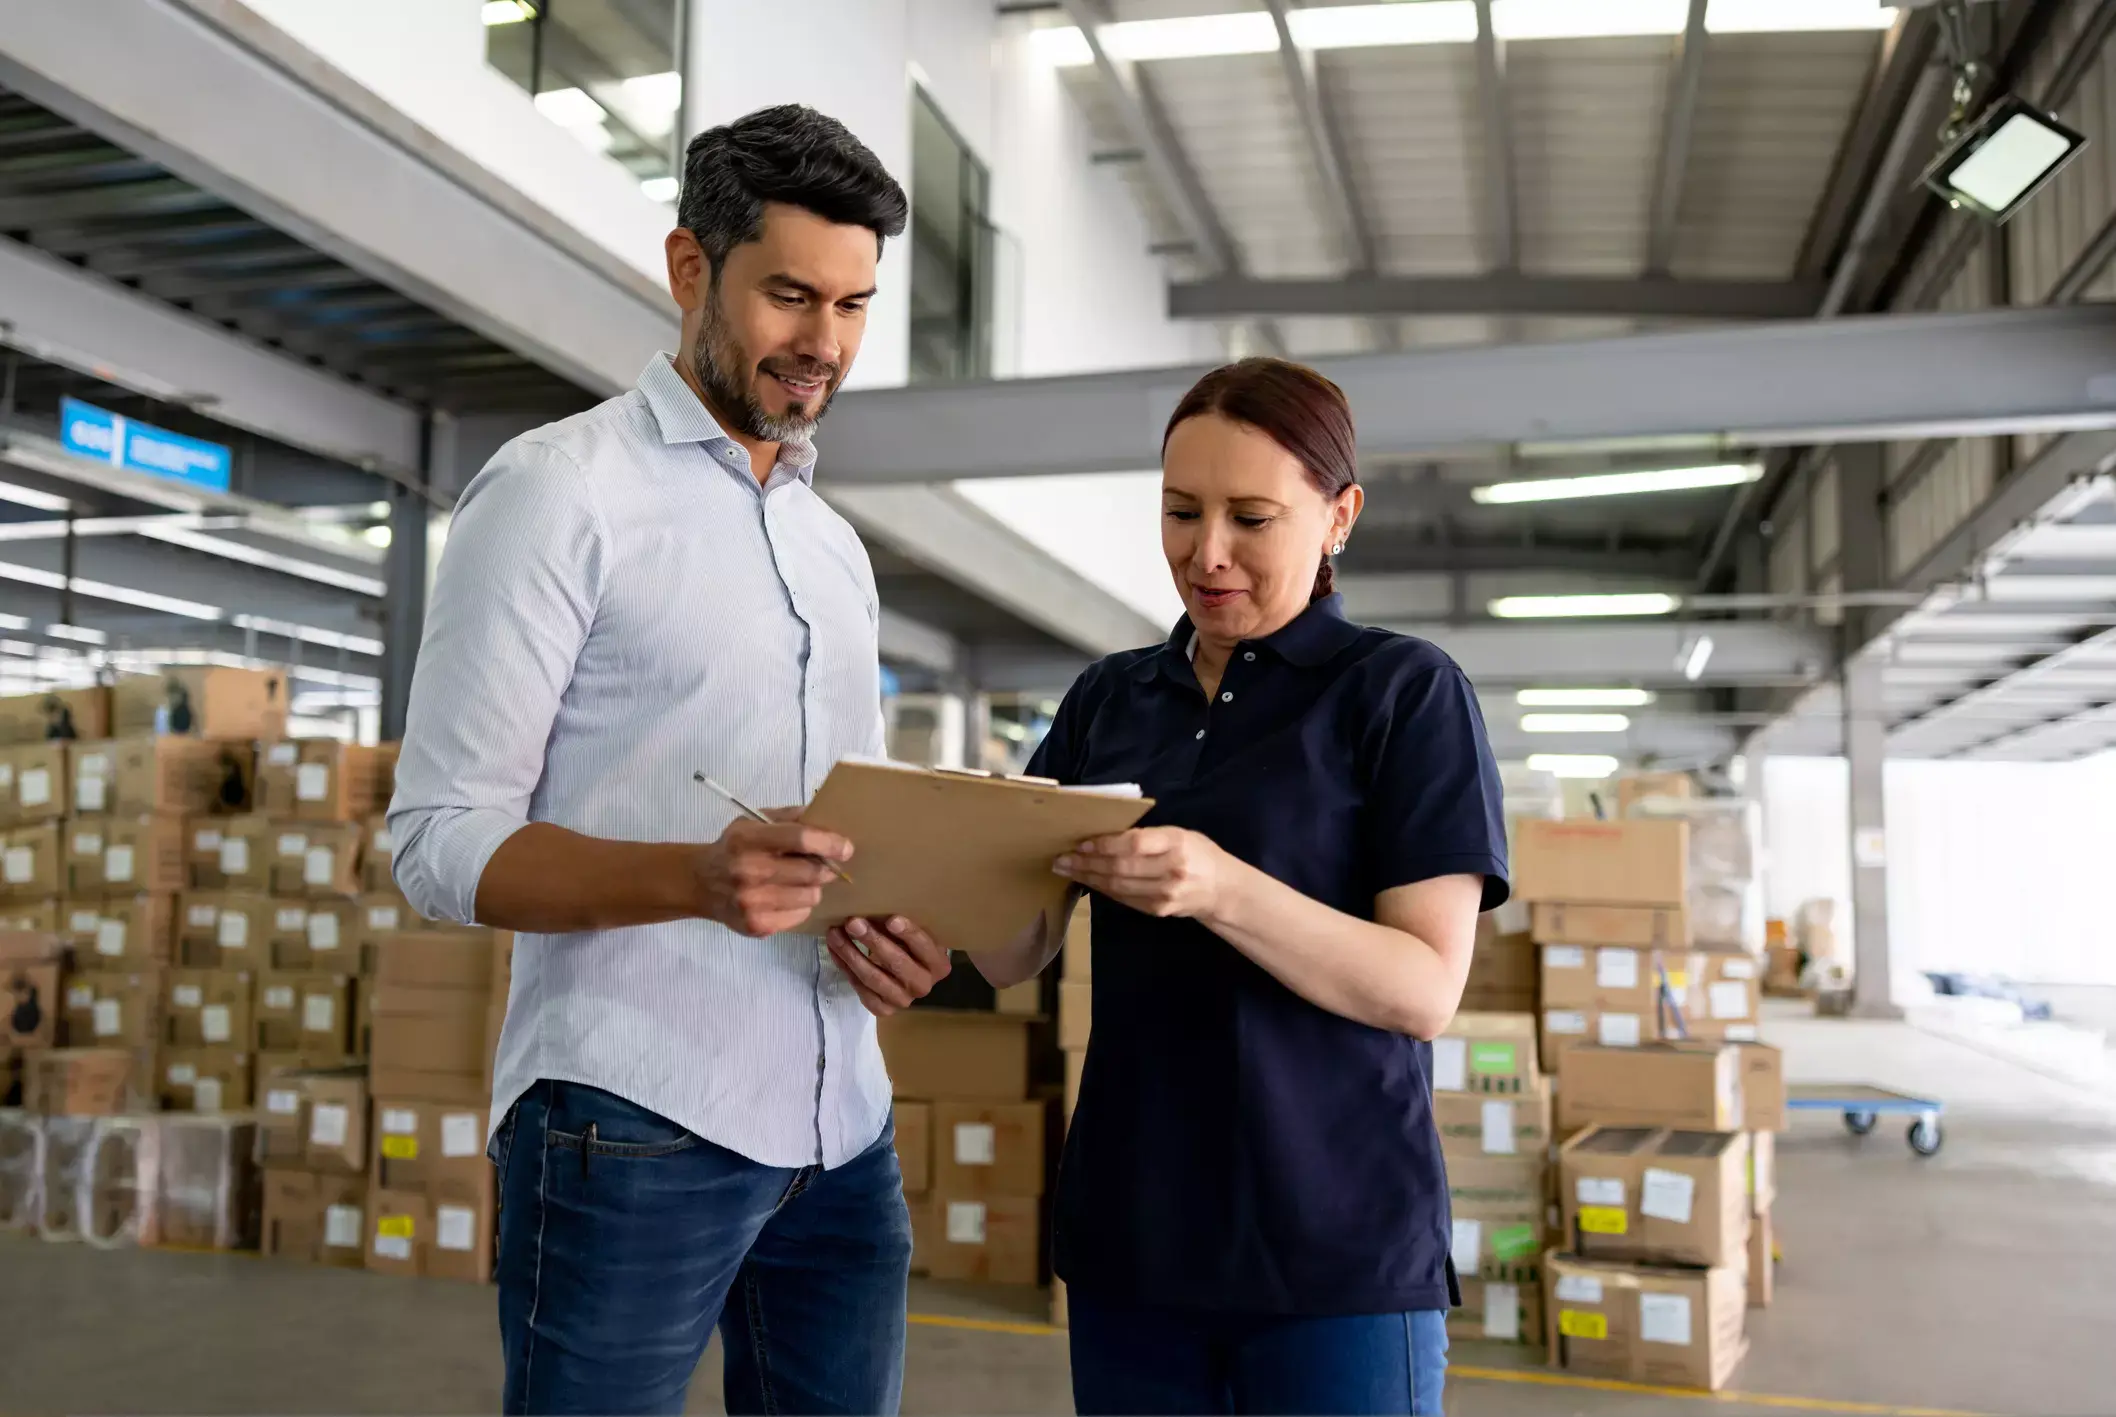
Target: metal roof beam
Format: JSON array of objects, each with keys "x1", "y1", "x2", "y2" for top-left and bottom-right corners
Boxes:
[
  {"x1": 1472, "y1": 0, "x2": 1519, "y2": 272},
  {"x1": 1262, "y1": 0, "x2": 1374, "y2": 274},
  {"x1": 1170, "y1": 274, "x2": 1821, "y2": 321},
  {"x1": 1645, "y1": 0, "x2": 1709, "y2": 276},
  {"x1": 1889, "y1": 622, "x2": 2116, "y2": 750}
]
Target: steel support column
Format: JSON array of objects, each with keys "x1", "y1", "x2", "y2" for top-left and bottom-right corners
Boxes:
[
  {"x1": 1842, "y1": 651, "x2": 1898, "y2": 1017},
  {"x1": 381, "y1": 412, "x2": 440, "y2": 740}
]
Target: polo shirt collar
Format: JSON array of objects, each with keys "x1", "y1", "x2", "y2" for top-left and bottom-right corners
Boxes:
[
  {"x1": 636, "y1": 353, "x2": 819, "y2": 483},
  {"x1": 1132, "y1": 593, "x2": 1362, "y2": 681}
]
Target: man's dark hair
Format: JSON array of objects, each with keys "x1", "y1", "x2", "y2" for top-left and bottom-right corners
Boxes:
[{"x1": 678, "y1": 105, "x2": 908, "y2": 276}]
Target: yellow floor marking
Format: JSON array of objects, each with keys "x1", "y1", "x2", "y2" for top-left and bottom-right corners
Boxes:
[{"x1": 908, "y1": 1310, "x2": 1062, "y2": 1338}]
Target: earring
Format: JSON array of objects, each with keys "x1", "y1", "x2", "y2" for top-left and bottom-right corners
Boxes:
[{"x1": 1331, "y1": 541, "x2": 1347, "y2": 555}]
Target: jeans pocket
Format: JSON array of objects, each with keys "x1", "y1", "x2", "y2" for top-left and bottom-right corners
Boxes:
[
  {"x1": 542, "y1": 1082, "x2": 700, "y2": 1158},
  {"x1": 488, "y1": 1099, "x2": 520, "y2": 1174}
]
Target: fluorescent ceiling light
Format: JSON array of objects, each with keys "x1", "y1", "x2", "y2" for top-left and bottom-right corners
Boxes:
[
  {"x1": 641, "y1": 176, "x2": 680, "y2": 203},
  {"x1": 0, "y1": 616, "x2": 27, "y2": 633},
  {"x1": 482, "y1": 0, "x2": 534, "y2": 24},
  {"x1": 1472, "y1": 463, "x2": 1761, "y2": 504},
  {"x1": 136, "y1": 525, "x2": 387, "y2": 596},
  {"x1": 1298, "y1": 3, "x2": 1478, "y2": 46},
  {"x1": 1489, "y1": 593, "x2": 1682, "y2": 618},
  {"x1": 45, "y1": 623, "x2": 106, "y2": 646},
  {"x1": 1923, "y1": 96, "x2": 2086, "y2": 223},
  {"x1": 534, "y1": 88, "x2": 608, "y2": 129},
  {"x1": 231, "y1": 614, "x2": 384, "y2": 657},
  {"x1": 1518, "y1": 688, "x2": 1656, "y2": 708},
  {"x1": 0, "y1": 480, "x2": 74, "y2": 514},
  {"x1": 1522, "y1": 712, "x2": 1631, "y2": 733},
  {"x1": 618, "y1": 71, "x2": 683, "y2": 118},
  {"x1": 363, "y1": 526, "x2": 393, "y2": 549},
  {"x1": 1526, "y1": 753, "x2": 1621, "y2": 779},
  {"x1": 1707, "y1": 0, "x2": 1896, "y2": 33},
  {"x1": 1682, "y1": 633, "x2": 1716, "y2": 681}
]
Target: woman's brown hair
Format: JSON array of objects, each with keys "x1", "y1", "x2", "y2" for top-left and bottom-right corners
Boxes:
[{"x1": 1161, "y1": 357, "x2": 1359, "y2": 599}]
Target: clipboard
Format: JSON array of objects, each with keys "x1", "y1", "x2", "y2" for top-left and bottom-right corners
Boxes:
[{"x1": 794, "y1": 758, "x2": 1155, "y2": 952}]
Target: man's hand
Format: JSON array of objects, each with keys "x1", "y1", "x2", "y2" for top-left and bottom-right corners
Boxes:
[
  {"x1": 1055, "y1": 827, "x2": 1230, "y2": 919},
  {"x1": 826, "y1": 916, "x2": 952, "y2": 1017},
  {"x1": 692, "y1": 817, "x2": 854, "y2": 937}
]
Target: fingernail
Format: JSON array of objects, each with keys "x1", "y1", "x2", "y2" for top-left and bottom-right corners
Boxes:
[
  {"x1": 889, "y1": 917, "x2": 908, "y2": 933},
  {"x1": 848, "y1": 919, "x2": 867, "y2": 937}
]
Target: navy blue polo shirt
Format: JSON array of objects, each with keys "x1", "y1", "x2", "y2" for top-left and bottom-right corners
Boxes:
[{"x1": 1026, "y1": 594, "x2": 1509, "y2": 1316}]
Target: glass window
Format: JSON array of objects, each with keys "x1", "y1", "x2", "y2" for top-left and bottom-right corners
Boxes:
[
  {"x1": 485, "y1": 0, "x2": 684, "y2": 202},
  {"x1": 909, "y1": 88, "x2": 994, "y2": 383}
]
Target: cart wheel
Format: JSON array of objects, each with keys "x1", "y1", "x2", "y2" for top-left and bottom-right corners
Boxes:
[
  {"x1": 1908, "y1": 1116, "x2": 1942, "y2": 1156},
  {"x1": 1844, "y1": 1110, "x2": 1878, "y2": 1136}
]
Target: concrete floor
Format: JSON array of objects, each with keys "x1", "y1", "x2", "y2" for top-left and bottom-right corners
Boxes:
[{"x1": 6, "y1": 1007, "x2": 2115, "y2": 1417}]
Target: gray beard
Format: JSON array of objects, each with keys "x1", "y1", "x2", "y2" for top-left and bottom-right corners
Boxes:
[{"x1": 690, "y1": 297, "x2": 835, "y2": 445}]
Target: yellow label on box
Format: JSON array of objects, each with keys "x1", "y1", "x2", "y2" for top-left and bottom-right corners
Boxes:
[
  {"x1": 1558, "y1": 1309, "x2": 1609, "y2": 1341},
  {"x1": 381, "y1": 1136, "x2": 419, "y2": 1160},
  {"x1": 376, "y1": 1215, "x2": 415, "y2": 1239},
  {"x1": 1579, "y1": 1205, "x2": 1628, "y2": 1235},
  {"x1": 1666, "y1": 971, "x2": 1688, "y2": 991}
]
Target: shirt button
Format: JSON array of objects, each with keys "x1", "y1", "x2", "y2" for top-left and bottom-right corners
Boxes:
[
  {"x1": 1243, "y1": 651, "x2": 1256, "y2": 662},
  {"x1": 1220, "y1": 691, "x2": 1234, "y2": 702},
  {"x1": 1194, "y1": 729, "x2": 1205, "y2": 741}
]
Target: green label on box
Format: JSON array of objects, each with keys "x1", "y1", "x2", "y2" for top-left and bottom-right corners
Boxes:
[
  {"x1": 1490, "y1": 1224, "x2": 1538, "y2": 1262},
  {"x1": 1469, "y1": 1042, "x2": 1516, "y2": 1075}
]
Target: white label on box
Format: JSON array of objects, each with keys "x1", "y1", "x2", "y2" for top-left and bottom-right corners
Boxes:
[
  {"x1": 1450, "y1": 1218, "x2": 1481, "y2": 1271},
  {"x1": 220, "y1": 838, "x2": 250, "y2": 875},
  {"x1": 167, "y1": 1062, "x2": 197, "y2": 1085},
  {"x1": 277, "y1": 832, "x2": 308, "y2": 857},
  {"x1": 80, "y1": 752, "x2": 111, "y2": 777},
  {"x1": 67, "y1": 983, "x2": 93, "y2": 1008},
  {"x1": 19, "y1": 766, "x2": 50, "y2": 807},
  {"x1": 1576, "y1": 1176, "x2": 1625, "y2": 1208},
  {"x1": 1546, "y1": 1009, "x2": 1588, "y2": 1036},
  {"x1": 275, "y1": 907, "x2": 307, "y2": 932},
  {"x1": 308, "y1": 913, "x2": 340, "y2": 950},
  {"x1": 367, "y1": 905, "x2": 401, "y2": 931},
  {"x1": 304, "y1": 846, "x2": 334, "y2": 886},
  {"x1": 1709, "y1": 981, "x2": 1751, "y2": 1021},
  {"x1": 954, "y1": 1122, "x2": 997, "y2": 1166},
  {"x1": 1596, "y1": 948, "x2": 1639, "y2": 990},
  {"x1": 0, "y1": 763, "x2": 12, "y2": 788},
  {"x1": 437, "y1": 1205, "x2": 477, "y2": 1252},
  {"x1": 266, "y1": 1088, "x2": 300, "y2": 1116},
  {"x1": 72, "y1": 833, "x2": 103, "y2": 859},
  {"x1": 103, "y1": 844, "x2": 134, "y2": 883},
  {"x1": 1599, "y1": 1012, "x2": 1642, "y2": 1047},
  {"x1": 375, "y1": 1234, "x2": 412, "y2": 1261},
  {"x1": 297, "y1": 762, "x2": 330, "y2": 801},
  {"x1": 75, "y1": 775, "x2": 106, "y2": 812},
  {"x1": 3, "y1": 847, "x2": 32, "y2": 883},
  {"x1": 441, "y1": 1113, "x2": 483, "y2": 1158},
  {"x1": 374, "y1": 827, "x2": 394, "y2": 855},
  {"x1": 1726, "y1": 1024, "x2": 1759, "y2": 1042},
  {"x1": 1639, "y1": 1292, "x2": 1693, "y2": 1347},
  {"x1": 173, "y1": 983, "x2": 203, "y2": 1008},
  {"x1": 1854, "y1": 826, "x2": 1887, "y2": 869},
  {"x1": 1641, "y1": 1168, "x2": 1696, "y2": 1224},
  {"x1": 218, "y1": 912, "x2": 248, "y2": 948},
  {"x1": 310, "y1": 1103, "x2": 350, "y2": 1147},
  {"x1": 188, "y1": 903, "x2": 218, "y2": 928},
  {"x1": 1555, "y1": 1274, "x2": 1604, "y2": 1304},
  {"x1": 381, "y1": 1107, "x2": 418, "y2": 1135},
  {"x1": 1431, "y1": 1036, "x2": 1468, "y2": 1092},
  {"x1": 324, "y1": 1205, "x2": 362, "y2": 1249},
  {"x1": 1720, "y1": 958, "x2": 1757, "y2": 980},
  {"x1": 194, "y1": 828, "x2": 223, "y2": 852},
  {"x1": 201, "y1": 1003, "x2": 231, "y2": 1042},
  {"x1": 1480, "y1": 1100, "x2": 1516, "y2": 1155},
  {"x1": 1482, "y1": 1282, "x2": 1520, "y2": 1341},
  {"x1": 945, "y1": 1200, "x2": 987, "y2": 1245},
  {"x1": 1544, "y1": 944, "x2": 1586, "y2": 971},
  {"x1": 95, "y1": 919, "x2": 126, "y2": 957},
  {"x1": 265, "y1": 985, "x2": 295, "y2": 1010},
  {"x1": 303, "y1": 994, "x2": 337, "y2": 1032},
  {"x1": 194, "y1": 1077, "x2": 222, "y2": 1113},
  {"x1": 269, "y1": 743, "x2": 298, "y2": 767},
  {"x1": 70, "y1": 908, "x2": 101, "y2": 933}
]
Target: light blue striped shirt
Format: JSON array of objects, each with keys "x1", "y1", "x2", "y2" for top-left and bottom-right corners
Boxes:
[{"x1": 388, "y1": 354, "x2": 892, "y2": 1169}]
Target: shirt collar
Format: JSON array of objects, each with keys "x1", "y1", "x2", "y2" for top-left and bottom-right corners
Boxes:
[
  {"x1": 1131, "y1": 593, "x2": 1363, "y2": 681},
  {"x1": 636, "y1": 353, "x2": 819, "y2": 483}
]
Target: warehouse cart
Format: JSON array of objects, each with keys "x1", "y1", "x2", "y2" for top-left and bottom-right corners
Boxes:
[{"x1": 1787, "y1": 1083, "x2": 1945, "y2": 1157}]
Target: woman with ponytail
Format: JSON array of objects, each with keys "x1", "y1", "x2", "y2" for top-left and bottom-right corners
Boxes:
[{"x1": 969, "y1": 357, "x2": 1511, "y2": 1416}]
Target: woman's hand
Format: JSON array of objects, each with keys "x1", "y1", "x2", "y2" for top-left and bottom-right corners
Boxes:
[{"x1": 1055, "y1": 827, "x2": 1232, "y2": 919}]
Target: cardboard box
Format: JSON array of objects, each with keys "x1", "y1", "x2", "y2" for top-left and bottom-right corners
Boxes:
[
  {"x1": 1737, "y1": 1044, "x2": 1786, "y2": 1133},
  {"x1": 67, "y1": 814, "x2": 186, "y2": 896},
  {"x1": 1747, "y1": 1130, "x2": 1775, "y2": 1216},
  {"x1": 1434, "y1": 1083, "x2": 1552, "y2": 1161},
  {"x1": 366, "y1": 1180, "x2": 493, "y2": 1282},
  {"x1": 0, "y1": 931, "x2": 62, "y2": 1050},
  {"x1": 1545, "y1": 1253, "x2": 1747, "y2": 1390},
  {"x1": 303, "y1": 1069, "x2": 369, "y2": 1175},
  {"x1": 185, "y1": 816, "x2": 229, "y2": 889},
  {"x1": 877, "y1": 1009, "x2": 1034, "y2": 1102},
  {"x1": 370, "y1": 928, "x2": 504, "y2": 991},
  {"x1": 915, "y1": 1194, "x2": 1039, "y2": 1284},
  {"x1": 1559, "y1": 1126, "x2": 1749, "y2": 1268},
  {"x1": 1448, "y1": 1185, "x2": 1547, "y2": 1283},
  {"x1": 1515, "y1": 820, "x2": 1688, "y2": 908},
  {"x1": 65, "y1": 895, "x2": 176, "y2": 972},
  {"x1": 262, "y1": 1167, "x2": 319, "y2": 1260},
  {"x1": 1541, "y1": 1004, "x2": 1660, "y2": 1065},
  {"x1": 267, "y1": 821, "x2": 362, "y2": 898},
  {"x1": 1057, "y1": 979, "x2": 1090, "y2": 1052},
  {"x1": 25, "y1": 1047, "x2": 132, "y2": 1115},
  {"x1": 351, "y1": 891, "x2": 421, "y2": 955},
  {"x1": 1434, "y1": 1012, "x2": 1540, "y2": 1095},
  {"x1": 1450, "y1": 1278, "x2": 1545, "y2": 1346},
  {"x1": 1539, "y1": 944, "x2": 1662, "y2": 1014},
  {"x1": 932, "y1": 1099, "x2": 1046, "y2": 1199},
  {"x1": 0, "y1": 686, "x2": 109, "y2": 745},
  {"x1": 0, "y1": 898, "x2": 59, "y2": 933},
  {"x1": 1615, "y1": 772, "x2": 1693, "y2": 815},
  {"x1": 895, "y1": 1100, "x2": 931, "y2": 1196},
  {"x1": 1556, "y1": 1045, "x2": 1742, "y2": 1135},
  {"x1": 255, "y1": 740, "x2": 301, "y2": 815},
  {"x1": 186, "y1": 893, "x2": 271, "y2": 970},
  {"x1": 255, "y1": 972, "x2": 355, "y2": 1054},
  {"x1": 1062, "y1": 897, "x2": 1090, "y2": 979},
  {"x1": 361, "y1": 816, "x2": 397, "y2": 893},
  {"x1": 74, "y1": 736, "x2": 244, "y2": 817},
  {"x1": 178, "y1": 891, "x2": 223, "y2": 946},
  {"x1": 0, "y1": 740, "x2": 69, "y2": 824},
  {"x1": 113, "y1": 667, "x2": 286, "y2": 741},
  {"x1": 294, "y1": 741, "x2": 393, "y2": 822},
  {"x1": 279, "y1": 898, "x2": 359, "y2": 972},
  {"x1": 164, "y1": 968, "x2": 254, "y2": 1049},
  {"x1": 65, "y1": 970, "x2": 162, "y2": 1050},
  {"x1": 1063, "y1": 1047, "x2": 1085, "y2": 1120},
  {"x1": 253, "y1": 1058, "x2": 357, "y2": 1158},
  {"x1": 369, "y1": 990, "x2": 495, "y2": 1105},
  {"x1": 370, "y1": 1097, "x2": 491, "y2": 1195},
  {"x1": 203, "y1": 814, "x2": 274, "y2": 892},
  {"x1": 1680, "y1": 954, "x2": 1761, "y2": 1042},
  {"x1": 1748, "y1": 1208, "x2": 1773, "y2": 1308},
  {"x1": 1464, "y1": 922, "x2": 1538, "y2": 1013},
  {"x1": 1764, "y1": 944, "x2": 1803, "y2": 997},
  {"x1": 1, "y1": 823, "x2": 62, "y2": 899},
  {"x1": 1532, "y1": 902, "x2": 1689, "y2": 949},
  {"x1": 159, "y1": 1046, "x2": 253, "y2": 1112}
]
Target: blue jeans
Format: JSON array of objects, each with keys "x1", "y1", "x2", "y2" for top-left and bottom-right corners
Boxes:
[
  {"x1": 1068, "y1": 1293, "x2": 1449, "y2": 1416},
  {"x1": 492, "y1": 1080, "x2": 912, "y2": 1416}
]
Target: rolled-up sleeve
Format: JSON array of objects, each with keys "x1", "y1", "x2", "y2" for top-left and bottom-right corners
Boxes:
[{"x1": 387, "y1": 437, "x2": 607, "y2": 924}]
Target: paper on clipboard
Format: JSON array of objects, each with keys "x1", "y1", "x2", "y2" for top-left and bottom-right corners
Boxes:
[{"x1": 794, "y1": 758, "x2": 1154, "y2": 951}]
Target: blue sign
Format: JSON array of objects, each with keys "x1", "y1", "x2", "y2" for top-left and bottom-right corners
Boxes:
[{"x1": 60, "y1": 397, "x2": 232, "y2": 494}]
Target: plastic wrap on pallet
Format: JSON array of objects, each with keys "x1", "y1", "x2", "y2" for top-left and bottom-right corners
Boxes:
[
  {"x1": 0, "y1": 1108, "x2": 42, "y2": 1230},
  {"x1": 1636, "y1": 798, "x2": 1765, "y2": 951},
  {"x1": 81, "y1": 1116, "x2": 161, "y2": 1250},
  {"x1": 37, "y1": 1116, "x2": 97, "y2": 1241},
  {"x1": 157, "y1": 1112, "x2": 259, "y2": 1251}
]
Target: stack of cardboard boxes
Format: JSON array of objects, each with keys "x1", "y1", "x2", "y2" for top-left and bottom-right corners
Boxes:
[
  {"x1": 1050, "y1": 899, "x2": 1091, "y2": 1327},
  {"x1": 1435, "y1": 1011, "x2": 1550, "y2": 1346}
]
